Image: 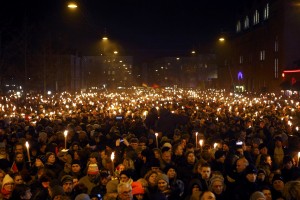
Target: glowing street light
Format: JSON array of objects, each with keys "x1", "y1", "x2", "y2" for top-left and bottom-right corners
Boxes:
[
  {"x1": 68, "y1": 2, "x2": 78, "y2": 9},
  {"x1": 114, "y1": 51, "x2": 118, "y2": 55}
]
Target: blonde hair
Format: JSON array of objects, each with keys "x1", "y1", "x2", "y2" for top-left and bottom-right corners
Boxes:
[{"x1": 282, "y1": 181, "x2": 300, "y2": 200}]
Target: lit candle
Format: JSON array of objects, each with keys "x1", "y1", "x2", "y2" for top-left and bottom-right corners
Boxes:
[
  {"x1": 25, "y1": 141, "x2": 31, "y2": 162},
  {"x1": 155, "y1": 133, "x2": 159, "y2": 148},
  {"x1": 214, "y1": 143, "x2": 218, "y2": 149},
  {"x1": 111, "y1": 152, "x2": 115, "y2": 175},
  {"x1": 64, "y1": 130, "x2": 68, "y2": 149},
  {"x1": 296, "y1": 127, "x2": 299, "y2": 132},
  {"x1": 199, "y1": 139, "x2": 204, "y2": 148},
  {"x1": 195, "y1": 132, "x2": 198, "y2": 148}
]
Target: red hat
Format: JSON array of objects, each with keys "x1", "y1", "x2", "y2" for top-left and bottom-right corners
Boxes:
[
  {"x1": 87, "y1": 164, "x2": 99, "y2": 175},
  {"x1": 132, "y1": 182, "x2": 144, "y2": 195}
]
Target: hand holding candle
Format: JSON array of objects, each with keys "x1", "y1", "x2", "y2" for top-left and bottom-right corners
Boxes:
[{"x1": 25, "y1": 141, "x2": 31, "y2": 162}]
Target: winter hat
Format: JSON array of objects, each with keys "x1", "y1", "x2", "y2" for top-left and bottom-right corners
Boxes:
[
  {"x1": 209, "y1": 175, "x2": 224, "y2": 189},
  {"x1": 50, "y1": 185, "x2": 65, "y2": 198},
  {"x1": 257, "y1": 169, "x2": 266, "y2": 175},
  {"x1": 162, "y1": 142, "x2": 172, "y2": 149},
  {"x1": 157, "y1": 173, "x2": 169, "y2": 184},
  {"x1": 250, "y1": 191, "x2": 266, "y2": 200},
  {"x1": 120, "y1": 170, "x2": 132, "y2": 179},
  {"x1": 2, "y1": 174, "x2": 14, "y2": 189},
  {"x1": 163, "y1": 164, "x2": 177, "y2": 174},
  {"x1": 272, "y1": 174, "x2": 284, "y2": 183},
  {"x1": 75, "y1": 193, "x2": 91, "y2": 200},
  {"x1": 87, "y1": 164, "x2": 99, "y2": 175},
  {"x1": 132, "y1": 181, "x2": 144, "y2": 195},
  {"x1": 36, "y1": 155, "x2": 46, "y2": 165},
  {"x1": 245, "y1": 164, "x2": 258, "y2": 175},
  {"x1": 61, "y1": 175, "x2": 73, "y2": 185},
  {"x1": 214, "y1": 150, "x2": 226, "y2": 160},
  {"x1": 72, "y1": 160, "x2": 82, "y2": 167},
  {"x1": 89, "y1": 152, "x2": 99, "y2": 159}
]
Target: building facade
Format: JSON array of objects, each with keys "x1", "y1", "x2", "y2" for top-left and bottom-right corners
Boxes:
[{"x1": 219, "y1": 0, "x2": 300, "y2": 92}]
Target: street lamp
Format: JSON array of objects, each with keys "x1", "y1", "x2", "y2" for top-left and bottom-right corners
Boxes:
[{"x1": 67, "y1": 2, "x2": 78, "y2": 9}]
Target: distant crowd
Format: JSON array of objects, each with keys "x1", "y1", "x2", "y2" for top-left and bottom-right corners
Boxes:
[{"x1": 0, "y1": 89, "x2": 299, "y2": 200}]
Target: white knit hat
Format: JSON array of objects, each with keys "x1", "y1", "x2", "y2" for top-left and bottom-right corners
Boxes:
[{"x1": 2, "y1": 174, "x2": 14, "y2": 189}]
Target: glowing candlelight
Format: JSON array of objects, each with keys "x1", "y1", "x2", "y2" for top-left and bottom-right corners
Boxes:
[
  {"x1": 25, "y1": 141, "x2": 31, "y2": 162},
  {"x1": 296, "y1": 127, "x2": 299, "y2": 132},
  {"x1": 64, "y1": 130, "x2": 68, "y2": 149},
  {"x1": 195, "y1": 132, "x2": 198, "y2": 148},
  {"x1": 155, "y1": 133, "x2": 159, "y2": 148},
  {"x1": 111, "y1": 152, "x2": 115, "y2": 174},
  {"x1": 214, "y1": 143, "x2": 218, "y2": 149},
  {"x1": 199, "y1": 139, "x2": 204, "y2": 148}
]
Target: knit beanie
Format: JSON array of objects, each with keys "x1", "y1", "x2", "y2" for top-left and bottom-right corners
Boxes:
[
  {"x1": 250, "y1": 191, "x2": 266, "y2": 200},
  {"x1": 132, "y1": 181, "x2": 144, "y2": 195},
  {"x1": 36, "y1": 155, "x2": 46, "y2": 165},
  {"x1": 209, "y1": 175, "x2": 224, "y2": 189},
  {"x1": 2, "y1": 174, "x2": 14, "y2": 189},
  {"x1": 87, "y1": 164, "x2": 99, "y2": 175},
  {"x1": 272, "y1": 174, "x2": 284, "y2": 183},
  {"x1": 157, "y1": 173, "x2": 169, "y2": 184},
  {"x1": 61, "y1": 175, "x2": 73, "y2": 185}
]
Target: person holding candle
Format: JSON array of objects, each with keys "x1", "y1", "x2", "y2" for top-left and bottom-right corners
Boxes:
[
  {"x1": 44, "y1": 152, "x2": 62, "y2": 179},
  {"x1": 281, "y1": 155, "x2": 300, "y2": 182}
]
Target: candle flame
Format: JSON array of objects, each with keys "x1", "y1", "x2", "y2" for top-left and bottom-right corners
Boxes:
[
  {"x1": 111, "y1": 152, "x2": 115, "y2": 161},
  {"x1": 64, "y1": 130, "x2": 68, "y2": 137},
  {"x1": 199, "y1": 139, "x2": 204, "y2": 146},
  {"x1": 155, "y1": 133, "x2": 158, "y2": 137},
  {"x1": 25, "y1": 141, "x2": 29, "y2": 148}
]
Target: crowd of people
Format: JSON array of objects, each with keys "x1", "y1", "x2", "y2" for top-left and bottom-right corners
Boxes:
[{"x1": 0, "y1": 89, "x2": 299, "y2": 200}]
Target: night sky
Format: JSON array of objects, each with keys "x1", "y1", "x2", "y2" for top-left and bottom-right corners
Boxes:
[{"x1": 0, "y1": 0, "x2": 242, "y2": 62}]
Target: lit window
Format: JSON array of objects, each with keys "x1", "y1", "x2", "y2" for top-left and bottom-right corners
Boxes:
[
  {"x1": 264, "y1": 3, "x2": 269, "y2": 20},
  {"x1": 274, "y1": 58, "x2": 279, "y2": 78},
  {"x1": 274, "y1": 40, "x2": 278, "y2": 52},
  {"x1": 253, "y1": 10, "x2": 260, "y2": 25},
  {"x1": 239, "y1": 56, "x2": 243, "y2": 64},
  {"x1": 236, "y1": 21, "x2": 241, "y2": 32},
  {"x1": 260, "y1": 50, "x2": 265, "y2": 61},
  {"x1": 244, "y1": 16, "x2": 249, "y2": 29}
]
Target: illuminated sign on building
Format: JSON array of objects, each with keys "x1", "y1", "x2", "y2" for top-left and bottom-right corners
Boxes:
[{"x1": 238, "y1": 72, "x2": 243, "y2": 80}]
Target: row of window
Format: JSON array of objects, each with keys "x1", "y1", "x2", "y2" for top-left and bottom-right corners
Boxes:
[{"x1": 236, "y1": 3, "x2": 269, "y2": 32}]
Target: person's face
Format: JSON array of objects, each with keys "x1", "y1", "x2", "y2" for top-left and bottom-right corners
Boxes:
[
  {"x1": 167, "y1": 168, "x2": 176, "y2": 179},
  {"x1": 201, "y1": 167, "x2": 211, "y2": 180},
  {"x1": 16, "y1": 153, "x2": 24, "y2": 163},
  {"x1": 187, "y1": 153, "x2": 196, "y2": 164},
  {"x1": 35, "y1": 159, "x2": 43, "y2": 167},
  {"x1": 284, "y1": 161, "x2": 293, "y2": 169},
  {"x1": 252, "y1": 148, "x2": 260, "y2": 156},
  {"x1": 192, "y1": 185, "x2": 200, "y2": 193},
  {"x1": 273, "y1": 180, "x2": 284, "y2": 191},
  {"x1": 260, "y1": 147, "x2": 268, "y2": 155},
  {"x1": 222, "y1": 144, "x2": 229, "y2": 151},
  {"x1": 118, "y1": 186, "x2": 133, "y2": 200},
  {"x1": 3, "y1": 182, "x2": 14, "y2": 192},
  {"x1": 158, "y1": 180, "x2": 168, "y2": 191},
  {"x1": 72, "y1": 145, "x2": 79, "y2": 151},
  {"x1": 89, "y1": 157, "x2": 97, "y2": 164},
  {"x1": 120, "y1": 175, "x2": 129, "y2": 183},
  {"x1": 101, "y1": 177, "x2": 109, "y2": 185},
  {"x1": 236, "y1": 160, "x2": 247, "y2": 173},
  {"x1": 148, "y1": 173, "x2": 157, "y2": 185},
  {"x1": 153, "y1": 151, "x2": 161, "y2": 159},
  {"x1": 246, "y1": 173, "x2": 257, "y2": 183},
  {"x1": 175, "y1": 145, "x2": 183, "y2": 156},
  {"x1": 134, "y1": 194, "x2": 144, "y2": 200},
  {"x1": 14, "y1": 175, "x2": 23, "y2": 184},
  {"x1": 257, "y1": 173, "x2": 265, "y2": 181},
  {"x1": 130, "y1": 142, "x2": 138, "y2": 150},
  {"x1": 162, "y1": 152, "x2": 172, "y2": 163},
  {"x1": 73, "y1": 178, "x2": 79, "y2": 186},
  {"x1": 201, "y1": 191, "x2": 216, "y2": 200},
  {"x1": 72, "y1": 164, "x2": 81, "y2": 173},
  {"x1": 48, "y1": 155, "x2": 56, "y2": 164},
  {"x1": 262, "y1": 189, "x2": 272, "y2": 200},
  {"x1": 100, "y1": 151, "x2": 107, "y2": 159},
  {"x1": 212, "y1": 180, "x2": 223, "y2": 195},
  {"x1": 15, "y1": 145, "x2": 23, "y2": 154},
  {"x1": 63, "y1": 181, "x2": 74, "y2": 193},
  {"x1": 275, "y1": 140, "x2": 282, "y2": 148}
]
